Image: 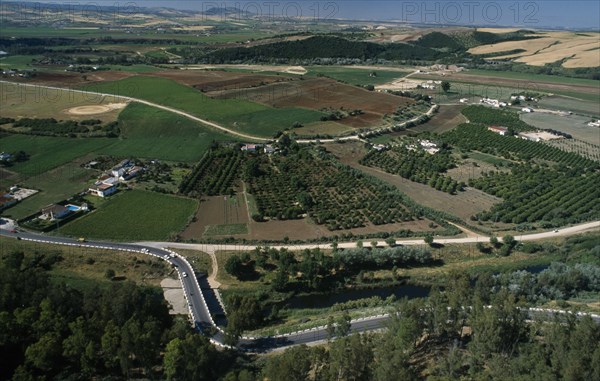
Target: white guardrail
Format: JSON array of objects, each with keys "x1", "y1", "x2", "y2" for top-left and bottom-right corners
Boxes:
[
  {"x1": 15, "y1": 237, "x2": 599, "y2": 350},
  {"x1": 161, "y1": 249, "x2": 234, "y2": 349}
]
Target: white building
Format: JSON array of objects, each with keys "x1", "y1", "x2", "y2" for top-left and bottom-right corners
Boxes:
[
  {"x1": 588, "y1": 120, "x2": 600, "y2": 127},
  {"x1": 89, "y1": 183, "x2": 117, "y2": 198},
  {"x1": 480, "y1": 98, "x2": 505, "y2": 108},
  {"x1": 241, "y1": 144, "x2": 259, "y2": 152},
  {"x1": 488, "y1": 126, "x2": 509, "y2": 135},
  {"x1": 419, "y1": 140, "x2": 439, "y2": 154},
  {"x1": 263, "y1": 145, "x2": 276, "y2": 154}
]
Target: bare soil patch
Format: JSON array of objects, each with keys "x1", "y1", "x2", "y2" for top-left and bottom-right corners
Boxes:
[
  {"x1": 375, "y1": 78, "x2": 422, "y2": 91},
  {"x1": 161, "y1": 278, "x2": 187, "y2": 315},
  {"x1": 149, "y1": 70, "x2": 293, "y2": 92},
  {"x1": 212, "y1": 77, "x2": 414, "y2": 128},
  {"x1": 185, "y1": 64, "x2": 307, "y2": 75},
  {"x1": 66, "y1": 102, "x2": 128, "y2": 115},
  {"x1": 181, "y1": 193, "x2": 249, "y2": 240},
  {"x1": 411, "y1": 105, "x2": 466, "y2": 134},
  {"x1": 247, "y1": 217, "x2": 439, "y2": 241}
]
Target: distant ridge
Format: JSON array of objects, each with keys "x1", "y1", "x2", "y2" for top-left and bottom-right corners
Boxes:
[{"x1": 201, "y1": 7, "x2": 254, "y2": 17}]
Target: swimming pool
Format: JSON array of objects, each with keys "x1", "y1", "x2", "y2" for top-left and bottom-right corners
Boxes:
[{"x1": 66, "y1": 204, "x2": 81, "y2": 212}]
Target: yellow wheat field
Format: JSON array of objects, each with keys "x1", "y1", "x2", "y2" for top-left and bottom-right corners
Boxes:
[{"x1": 468, "y1": 31, "x2": 600, "y2": 68}]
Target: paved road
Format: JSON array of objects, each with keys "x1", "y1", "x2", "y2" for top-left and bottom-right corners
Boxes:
[
  {"x1": 141, "y1": 220, "x2": 600, "y2": 254},
  {"x1": 2, "y1": 220, "x2": 599, "y2": 352}
]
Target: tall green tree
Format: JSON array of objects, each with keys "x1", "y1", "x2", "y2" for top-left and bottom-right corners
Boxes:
[
  {"x1": 328, "y1": 334, "x2": 374, "y2": 381},
  {"x1": 164, "y1": 338, "x2": 183, "y2": 381},
  {"x1": 441, "y1": 81, "x2": 451, "y2": 93},
  {"x1": 263, "y1": 345, "x2": 312, "y2": 381},
  {"x1": 469, "y1": 290, "x2": 528, "y2": 361}
]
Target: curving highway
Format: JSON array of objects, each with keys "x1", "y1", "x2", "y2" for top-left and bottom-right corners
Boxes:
[{"x1": 1, "y1": 220, "x2": 599, "y2": 352}]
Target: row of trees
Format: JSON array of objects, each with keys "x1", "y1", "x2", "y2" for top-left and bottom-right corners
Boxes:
[
  {"x1": 178, "y1": 147, "x2": 243, "y2": 196},
  {"x1": 225, "y1": 245, "x2": 436, "y2": 299},
  {"x1": 460, "y1": 105, "x2": 534, "y2": 132},
  {"x1": 469, "y1": 165, "x2": 600, "y2": 225},
  {"x1": 247, "y1": 147, "x2": 421, "y2": 230},
  {"x1": 360, "y1": 144, "x2": 465, "y2": 195},
  {"x1": 1, "y1": 117, "x2": 120, "y2": 138},
  {"x1": 443, "y1": 123, "x2": 598, "y2": 169}
]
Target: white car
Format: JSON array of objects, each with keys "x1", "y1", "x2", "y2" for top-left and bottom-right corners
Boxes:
[{"x1": 182, "y1": 272, "x2": 188, "y2": 278}]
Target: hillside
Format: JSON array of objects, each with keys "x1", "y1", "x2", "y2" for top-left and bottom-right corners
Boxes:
[{"x1": 198, "y1": 31, "x2": 545, "y2": 64}]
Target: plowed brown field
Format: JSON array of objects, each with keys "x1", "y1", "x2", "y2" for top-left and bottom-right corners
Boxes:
[{"x1": 211, "y1": 77, "x2": 414, "y2": 128}]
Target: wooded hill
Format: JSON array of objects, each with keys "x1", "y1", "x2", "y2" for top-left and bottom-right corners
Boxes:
[{"x1": 197, "y1": 30, "x2": 539, "y2": 64}]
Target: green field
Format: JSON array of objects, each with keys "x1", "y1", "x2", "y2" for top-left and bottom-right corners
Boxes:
[
  {"x1": 1, "y1": 27, "x2": 120, "y2": 38},
  {"x1": 99, "y1": 103, "x2": 239, "y2": 162},
  {"x1": 219, "y1": 107, "x2": 326, "y2": 137},
  {"x1": 521, "y1": 112, "x2": 600, "y2": 142},
  {"x1": 538, "y1": 95, "x2": 600, "y2": 117},
  {"x1": 465, "y1": 69, "x2": 600, "y2": 87},
  {"x1": 0, "y1": 26, "x2": 269, "y2": 43},
  {"x1": 292, "y1": 121, "x2": 353, "y2": 136},
  {"x1": 0, "y1": 134, "x2": 114, "y2": 175},
  {"x1": 0, "y1": 82, "x2": 124, "y2": 123},
  {"x1": 0, "y1": 55, "x2": 42, "y2": 69},
  {"x1": 307, "y1": 66, "x2": 410, "y2": 86},
  {"x1": 204, "y1": 223, "x2": 248, "y2": 236},
  {"x1": 61, "y1": 190, "x2": 198, "y2": 241},
  {"x1": 467, "y1": 151, "x2": 514, "y2": 166},
  {"x1": 144, "y1": 50, "x2": 171, "y2": 59},
  {"x1": 104, "y1": 64, "x2": 164, "y2": 73},
  {"x1": 81, "y1": 76, "x2": 324, "y2": 137}
]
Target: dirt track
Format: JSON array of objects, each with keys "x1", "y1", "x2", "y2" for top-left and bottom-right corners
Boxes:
[{"x1": 66, "y1": 102, "x2": 128, "y2": 115}]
